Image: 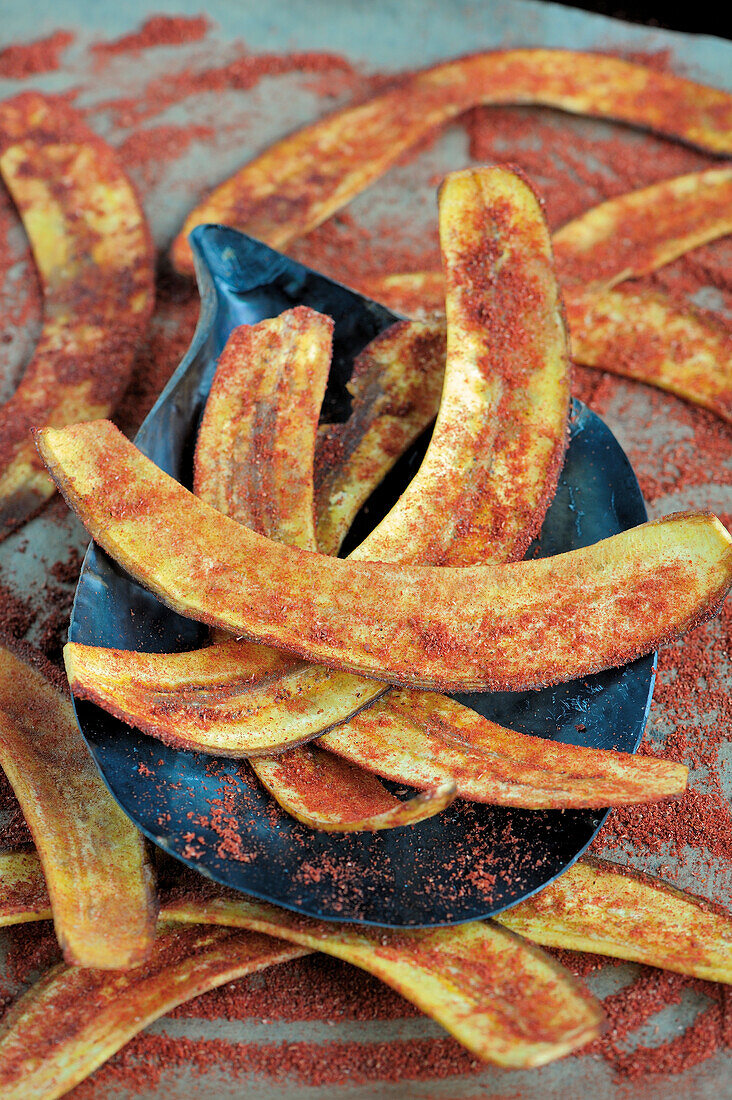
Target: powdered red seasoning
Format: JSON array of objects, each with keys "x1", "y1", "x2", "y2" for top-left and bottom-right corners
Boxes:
[
  {"x1": 91, "y1": 15, "x2": 211, "y2": 57},
  {"x1": 0, "y1": 32, "x2": 74, "y2": 80}
]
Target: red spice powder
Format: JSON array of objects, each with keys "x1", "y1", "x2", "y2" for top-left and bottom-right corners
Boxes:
[
  {"x1": 2, "y1": 920, "x2": 60, "y2": 989},
  {"x1": 0, "y1": 31, "x2": 74, "y2": 80},
  {"x1": 91, "y1": 15, "x2": 211, "y2": 57},
  {"x1": 116, "y1": 123, "x2": 216, "y2": 189},
  {"x1": 94, "y1": 49, "x2": 360, "y2": 128}
]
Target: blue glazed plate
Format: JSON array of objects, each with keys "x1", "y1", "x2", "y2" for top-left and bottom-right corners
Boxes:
[{"x1": 68, "y1": 226, "x2": 655, "y2": 927}]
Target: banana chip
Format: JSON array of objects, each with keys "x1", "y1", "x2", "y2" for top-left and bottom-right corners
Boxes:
[
  {"x1": 0, "y1": 923, "x2": 305, "y2": 1100},
  {"x1": 499, "y1": 856, "x2": 732, "y2": 983},
  {"x1": 0, "y1": 642, "x2": 156, "y2": 969},
  {"x1": 172, "y1": 51, "x2": 732, "y2": 272},
  {"x1": 314, "y1": 319, "x2": 445, "y2": 555},
  {"x1": 566, "y1": 286, "x2": 732, "y2": 423},
  {"x1": 0, "y1": 93, "x2": 154, "y2": 540},
  {"x1": 39, "y1": 421, "x2": 732, "y2": 692}
]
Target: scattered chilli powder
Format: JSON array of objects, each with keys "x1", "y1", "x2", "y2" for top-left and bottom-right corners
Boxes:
[
  {"x1": 0, "y1": 31, "x2": 74, "y2": 80},
  {"x1": 93, "y1": 49, "x2": 361, "y2": 127},
  {"x1": 91, "y1": 15, "x2": 211, "y2": 57}
]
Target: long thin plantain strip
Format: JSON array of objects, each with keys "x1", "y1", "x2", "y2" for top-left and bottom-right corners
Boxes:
[
  {"x1": 171, "y1": 51, "x2": 732, "y2": 272},
  {"x1": 161, "y1": 892, "x2": 603, "y2": 1069},
  {"x1": 314, "y1": 319, "x2": 446, "y2": 556},
  {"x1": 37, "y1": 420, "x2": 732, "y2": 693},
  {"x1": 565, "y1": 286, "x2": 732, "y2": 424},
  {"x1": 497, "y1": 856, "x2": 732, "y2": 983},
  {"x1": 0, "y1": 92, "x2": 155, "y2": 541},
  {"x1": 195, "y1": 308, "x2": 333, "y2": 548},
  {"x1": 0, "y1": 641, "x2": 157, "y2": 969},
  {"x1": 63, "y1": 637, "x2": 386, "y2": 756},
  {"x1": 251, "y1": 749, "x2": 455, "y2": 829},
  {"x1": 0, "y1": 924, "x2": 307, "y2": 1100},
  {"x1": 193, "y1": 308, "x2": 455, "y2": 828},
  {"x1": 356, "y1": 167, "x2": 570, "y2": 567},
  {"x1": 553, "y1": 166, "x2": 732, "y2": 289},
  {"x1": 322, "y1": 688, "x2": 687, "y2": 808}
]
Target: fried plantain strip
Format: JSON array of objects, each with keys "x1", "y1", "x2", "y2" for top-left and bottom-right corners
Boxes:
[
  {"x1": 565, "y1": 286, "x2": 732, "y2": 424},
  {"x1": 161, "y1": 893, "x2": 603, "y2": 1069},
  {"x1": 195, "y1": 308, "x2": 333, "y2": 548},
  {"x1": 37, "y1": 420, "x2": 732, "y2": 692},
  {"x1": 171, "y1": 51, "x2": 732, "y2": 272},
  {"x1": 63, "y1": 637, "x2": 385, "y2": 756},
  {"x1": 356, "y1": 167, "x2": 570, "y2": 567},
  {"x1": 193, "y1": 308, "x2": 455, "y2": 828},
  {"x1": 0, "y1": 641, "x2": 157, "y2": 969},
  {"x1": 0, "y1": 923, "x2": 306, "y2": 1100},
  {"x1": 497, "y1": 856, "x2": 732, "y2": 983},
  {"x1": 322, "y1": 688, "x2": 687, "y2": 809},
  {"x1": 251, "y1": 751, "x2": 456, "y2": 830},
  {"x1": 0, "y1": 92, "x2": 155, "y2": 540},
  {"x1": 553, "y1": 166, "x2": 732, "y2": 289},
  {"x1": 314, "y1": 319, "x2": 446, "y2": 556}
]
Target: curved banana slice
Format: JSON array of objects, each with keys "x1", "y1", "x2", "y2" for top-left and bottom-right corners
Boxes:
[
  {"x1": 498, "y1": 856, "x2": 732, "y2": 984},
  {"x1": 0, "y1": 851, "x2": 50, "y2": 927},
  {"x1": 0, "y1": 92, "x2": 154, "y2": 540},
  {"x1": 171, "y1": 51, "x2": 732, "y2": 272},
  {"x1": 163, "y1": 894, "x2": 603, "y2": 1069},
  {"x1": 322, "y1": 688, "x2": 687, "y2": 809},
  {"x1": 63, "y1": 637, "x2": 383, "y2": 755},
  {"x1": 39, "y1": 422, "x2": 732, "y2": 693},
  {"x1": 0, "y1": 641, "x2": 156, "y2": 969},
  {"x1": 194, "y1": 307, "x2": 332, "y2": 548},
  {"x1": 356, "y1": 167, "x2": 570, "y2": 567},
  {"x1": 566, "y1": 286, "x2": 732, "y2": 424},
  {"x1": 314, "y1": 319, "x2": 446, "y2": 556},
  {"x1": 252, "y1": 751, "x2": 456, "y2": 830},
  {"x1": 553, "y1": 166, "x2": 732, "y2": 289},
  {"x1": 0, "y1": 923, "x2": 305, "y2": 1100}
]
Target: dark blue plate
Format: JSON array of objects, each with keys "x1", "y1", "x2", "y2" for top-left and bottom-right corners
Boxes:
[{"x1": 69, "y1": 226, "x2": 655, "y2": 927}]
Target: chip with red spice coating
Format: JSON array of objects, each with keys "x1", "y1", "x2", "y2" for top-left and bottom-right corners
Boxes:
[
  {"x1": 0, "y1": 92, "x2": 155, "y2": 541},
  {"x1": 171, "y1": 51, "x2": 732, "y2": 272},
  {"x1": 0, "y1": 640, "x2": 156, "y2": 969}
]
